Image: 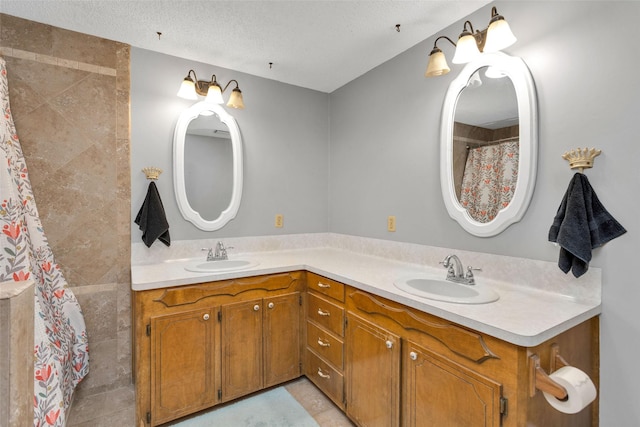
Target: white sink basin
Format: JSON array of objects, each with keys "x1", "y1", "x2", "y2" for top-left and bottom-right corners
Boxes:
[
  {"x1": 185, "y1": 259, "x2": 259, "y2": 273},
  {"x1": 394, "y1": 274, "x2": 499, "y2": 304}
]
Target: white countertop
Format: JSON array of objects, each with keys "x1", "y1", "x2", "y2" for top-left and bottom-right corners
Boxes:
[{"x1": 132, "y1": 245, "x2": 601, "y2": 347}]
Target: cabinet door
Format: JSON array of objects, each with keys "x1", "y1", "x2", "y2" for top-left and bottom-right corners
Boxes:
[
  {"x1": 222, "y1": 298, "x2": 263, "y2": 401},
  {"x1": 404, "y1": 341, "x2": 502, "y2": 427},
  {"x1": 264, "y1": 292, "x2": 301, "y2": 388},
  {"x1": 150, "y1": 307, "x2": 220, "y2": 426},
  {"x1": 346, "y1": 314, "x2": 400, "y2": 427}
]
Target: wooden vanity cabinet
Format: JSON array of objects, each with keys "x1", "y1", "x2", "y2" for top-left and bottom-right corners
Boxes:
[
  {"x1": 150, "y1": 306, "x2": 220, "y2": 425},
  {"x1": 222, "y1": 292, "x2": 302, "y2": 401},
  {"x1": 133, "y1": 272, "x2": 304, "y2": 427},
  {"x1": 135, "y1": 270, "x2": 598, "y2": 427},
  {"x1": 304, "y1": 272, "x2": 346, "y2": 409},
  {"x1": 345, "y1": 313, "x2": 401, "y2": 426},
  {"x1": 344, "y1": 286, "x2": 599, "y2": 427},
  {"x1": 403, "y1": 341, "x2": 502, "y2": 427}
]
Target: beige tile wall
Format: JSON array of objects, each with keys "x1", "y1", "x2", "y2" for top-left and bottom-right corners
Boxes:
[
  {"x1": 0, "y1": 14, "x2": 131, "y2": 396},
  {"x1": 0, "y1": 280, "x2": 34, "y2": 426}
]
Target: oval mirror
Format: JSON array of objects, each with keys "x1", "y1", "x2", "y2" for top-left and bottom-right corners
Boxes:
[
  {"x1": 440, "y1": 52, "x2": 537, "y2": 237},
  {"x1": 173, "y1": 102, "x2": 243, "y2": 231}
]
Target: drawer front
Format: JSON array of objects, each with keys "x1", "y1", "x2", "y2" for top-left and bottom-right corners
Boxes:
[
  {"x1": 306, "y1": 321, "x2": 343, "y2": 370},
  {"x1": 307, "y1": 272, "x2": 345, "y2": 302},
  {"x1": 307, "y1": 293, "x2": 345, "y2": 337},
  {"x1": 306, "y1": 349, "x2": 344, "y2": 409}
]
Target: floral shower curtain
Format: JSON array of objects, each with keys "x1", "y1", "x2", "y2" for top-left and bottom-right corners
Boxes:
[
  {"x1": 0, "y1": 58, "x2": 89, "y2": 426},
  {"x1": 459, "y1": 140, "x2": 519, "y2": 223}
]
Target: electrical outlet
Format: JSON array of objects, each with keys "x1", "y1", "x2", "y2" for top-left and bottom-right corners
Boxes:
[
  {"x1": 387, "y1": 215, "x2": 396, "y2": 232},
  {"x1": 275, "y1": 214, "x2": 284, "y2": 228}
]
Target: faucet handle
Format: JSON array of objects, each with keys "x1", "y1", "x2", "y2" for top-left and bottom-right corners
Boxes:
[
  {"x1": 202, "y1": 248, "x2": 214, "y2": 261},
  {"x1": 466, "y1": 266, "x2": 482, "y2": 273},
  {"x1": 439, "y1": 259, "x2": 456, "y2": 278},
  {"x1": 465, "y1": 266, "x2": 482, "y2": 280}
]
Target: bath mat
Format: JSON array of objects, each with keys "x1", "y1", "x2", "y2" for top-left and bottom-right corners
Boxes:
[{"x1": 170, "y1": 386, "x2": 319, "y2": 426}]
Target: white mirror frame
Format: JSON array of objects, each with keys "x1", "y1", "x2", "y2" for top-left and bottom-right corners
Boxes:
[
  {"x1": 173, "y1": 101, "x2": 243, "y2": 231},
  {"x1": 440, "y1": 52, "x2": 537, "y2": 237}
]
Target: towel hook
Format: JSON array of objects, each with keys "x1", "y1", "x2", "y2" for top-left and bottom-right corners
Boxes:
[
  {"x1": 562, "y1": 148, "x2": 601, "y2": 173},
  {"x1": 142, "y1": 167, "x2": 163, "y2": 180}
]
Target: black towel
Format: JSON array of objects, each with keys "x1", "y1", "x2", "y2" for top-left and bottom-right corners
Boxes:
[
  {"x1": 135, "y1": 181, "x2": 170, "y2": 247},
  {"x1": 548, "y1": 173, "x2": 625, "y2": 277}
]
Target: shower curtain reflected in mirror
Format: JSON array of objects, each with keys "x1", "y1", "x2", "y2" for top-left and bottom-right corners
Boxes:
[
  {"x1": 0, "y1": 57, "x2": 89, "y2": 427},
  {"x1": 459, "y1": 140, "x2": 519, "y2": 223}
]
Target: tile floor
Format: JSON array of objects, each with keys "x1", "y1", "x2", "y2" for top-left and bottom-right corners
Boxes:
[{"x1": 67, "y1": 377, "x2": 354, "y2": 427}]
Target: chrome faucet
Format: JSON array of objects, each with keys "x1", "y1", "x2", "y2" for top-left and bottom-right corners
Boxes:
[
  {"x1": 214, "y1": 241, "x2": 228, "y2": 260},
  {"x1": 440, "y1": 254, "x2": 481, "y2": 285},
  {"x1": 202, "y1": 241, "x2": 231, "y2": 261}
]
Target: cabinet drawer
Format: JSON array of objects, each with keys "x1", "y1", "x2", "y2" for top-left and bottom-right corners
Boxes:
[
  {"x1": 307, "y1": 293, "x2": 344, "y2": 337},
  {"x1": 307, "y1": 272, "x2": 345, "y2": 302},
  {"x1": 306, "y1": 321, "x2": 343, "y2": 370},
  {"x1": 306, "y1": 349, "x2": 344, "y2": 409}
]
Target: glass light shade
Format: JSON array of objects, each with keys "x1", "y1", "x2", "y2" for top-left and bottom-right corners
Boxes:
[
  {"x1": 177, "y1": 78, "x2": 198, "y2": 100},
  {"x1": 425, "y1": 49, "x2": 450, "y2": 77},
  {"x1": 205, "y1": 84, "x2": 224, "y2": 104},
  {"x1": 452, "y1": 34, "x2": 481, "y2": 64},
  {"x1": 483, "y1": 18, "x2": 517, "y2": 52},
  {"x1": 226, "y1": 88, "x2": 245, "y2": 109}
]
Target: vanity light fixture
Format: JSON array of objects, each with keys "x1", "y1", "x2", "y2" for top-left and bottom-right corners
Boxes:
[
  {"x1": 177, "y1": 70, "x2": 245, "y2": 109},
  {"x1": 425, "y1": 6, "x2": 516, "y2": 77}
]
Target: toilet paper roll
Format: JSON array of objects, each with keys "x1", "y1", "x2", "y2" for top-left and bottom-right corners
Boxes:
[{"x1": 542, "y1": 366, "x2": 597, "y2": 414}]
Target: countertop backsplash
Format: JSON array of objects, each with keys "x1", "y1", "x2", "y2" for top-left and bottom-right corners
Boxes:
[{"x1": 131, "y1": 232, "x2": 601, "y2": 304}]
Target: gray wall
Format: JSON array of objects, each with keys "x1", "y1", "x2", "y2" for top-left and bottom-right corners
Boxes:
[
  {"x1": 329, "y1": 2, "x2": 638, "y2": 425},
  {"x1": 131, "y1": 1, "x2": 639, "y2": 425},
  {"x1": 131, "y1": 48, "x2": 330, "y2": 240}
]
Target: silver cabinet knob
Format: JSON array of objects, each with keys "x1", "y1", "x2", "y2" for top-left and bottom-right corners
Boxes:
[
  {"x1": 386, "y1": 340, "x2": 393, "y2": 349},
  {"x1": 317, "y1": 282, "x2": 331, "y2": 288},
  {"x1": 203, "y1": 313, "x2": 210, "y2": 321},
  {"x1": 268, "y1": 302, "x2": 275, "y2": 309},
  {"x1": 409, "y1": 351, "x2": 418, "y2": 361},
  {"x1": 253, "y1": 304, "x2": 260, "y2": 311}
]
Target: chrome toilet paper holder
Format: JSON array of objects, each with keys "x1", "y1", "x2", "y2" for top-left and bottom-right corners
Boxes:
[{"x1": 529, "y1": 344, "x2": 569, "y2": 400}]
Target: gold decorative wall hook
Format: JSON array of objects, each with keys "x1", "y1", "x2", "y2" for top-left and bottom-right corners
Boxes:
[
  {"x1": 142, "y1": 167, "x2": 162, "y2": 180},
  {"x1": 562, "y1": 147, "x2": 601, "y2": 173}
]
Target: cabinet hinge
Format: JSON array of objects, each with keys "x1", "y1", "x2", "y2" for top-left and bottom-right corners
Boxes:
[
  {"x1": 500, "y1": 397, "x2": 508, "y2": 416},
  {"x1": 218, "y1": 389, "x2": 222, "y2": 400},
  {"x1": 146, "y1": 324, "x2": 151, "y2": 337},
  {"x1": 218, "y1": 311, "x2": 222, "y2": 322},
  {"x1": 146, "y1": 411, "x2": 151, "y2": 424},
  {"x1": 299, "y1": 295, "x2": 302, "y2": 306}
]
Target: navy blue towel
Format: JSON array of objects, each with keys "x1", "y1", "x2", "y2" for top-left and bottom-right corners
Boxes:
[
  {"x1": 135, "y1": 182, "x2": 170, "y2": 247},
  {"x1": 549, "y1": 173, "x2": 625, "y2": 277}
]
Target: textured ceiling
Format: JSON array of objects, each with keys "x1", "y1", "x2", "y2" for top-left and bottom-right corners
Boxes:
[{"x1": 1, "y1": 1, "x2": 491, "y2": 93}]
